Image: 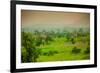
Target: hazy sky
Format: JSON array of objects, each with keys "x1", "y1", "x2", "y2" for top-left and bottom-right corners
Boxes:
[{"x1": 21, "y1": 10, "x2": 90, "y2": 30}]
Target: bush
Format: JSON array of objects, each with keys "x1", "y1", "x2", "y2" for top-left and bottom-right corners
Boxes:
[
  {"x1": 72, "y1": 47, "x2": 81, "y2": 54},
  {"x1": 71, "y1": 38, "x2": 75, "y2": 44},
  {"x1": 43, "y1": 51, "x2": 58, "y2": 56},
  {"x1": 84, "y1": 47, "x2": 90, "y2": 54},
  {"x1": 43, "y1": 52, "x2": 48, "y2": 56}
]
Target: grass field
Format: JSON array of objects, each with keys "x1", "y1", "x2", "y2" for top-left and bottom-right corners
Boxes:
[
  {"x1": 37, "y1": 36, "x2": 89, "y2": 62},
  {"x1": 21, "y1": 28, "x2": 90, "y2": 63}
]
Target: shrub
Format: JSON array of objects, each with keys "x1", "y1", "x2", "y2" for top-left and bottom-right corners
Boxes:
[
  {"x1": 84, "y1": 47, "x2": 90, "y2": 54},
  {"x1": 72, "y1": 47, "x2": 81, "y2": 54},
  {"x1": 71, "y1": 38, "x2": 75, "y2": 44},
  {"x1": 43, "y1": 52, "x2": 48, "y2": 56},
  {"x1": 43, "y1": 51, "x2": 58, "y2": 56}
]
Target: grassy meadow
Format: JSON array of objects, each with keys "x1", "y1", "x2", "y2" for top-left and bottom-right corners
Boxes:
[{"x1": 21, "y1": 28, "x2": 90, "y2": 63}]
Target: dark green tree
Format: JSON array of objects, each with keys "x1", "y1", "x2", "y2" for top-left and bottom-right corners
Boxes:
[{"x1": 21, "y1": 32, "x2": 41, "y2": 63}]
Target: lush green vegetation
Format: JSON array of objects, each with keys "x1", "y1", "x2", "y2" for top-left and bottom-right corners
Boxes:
[{"x1": 21, "y1": 28, "x2": 90, "y2": 63}]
